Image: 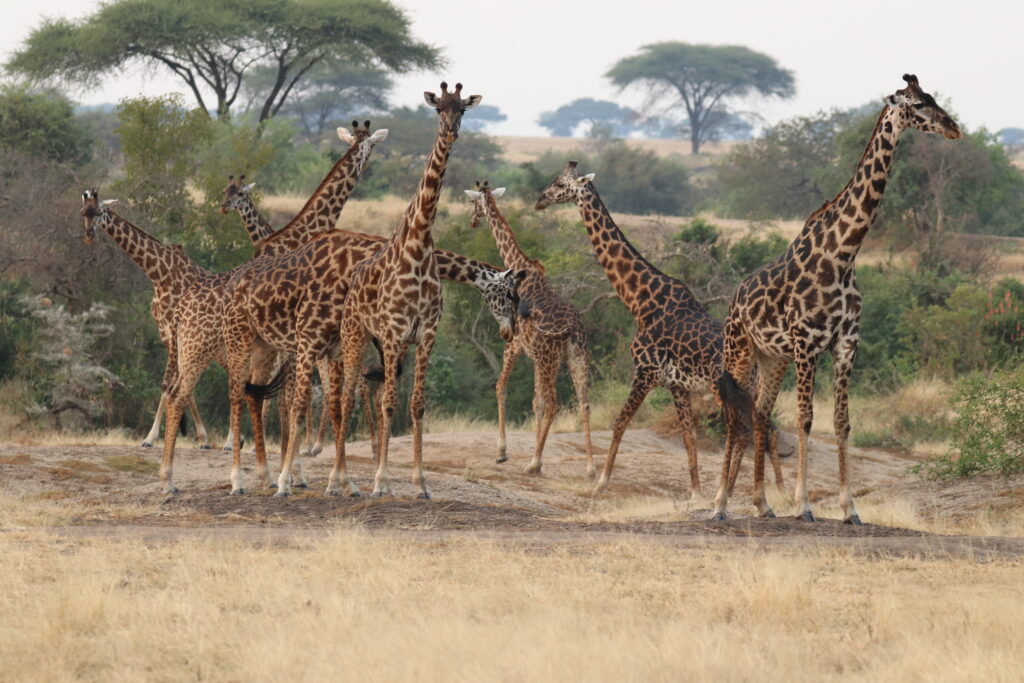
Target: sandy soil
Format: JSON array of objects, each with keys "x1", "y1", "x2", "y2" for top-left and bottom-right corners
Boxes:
[{"x1": 4, "y1": 428, "x2": 1024, "y2": 558}]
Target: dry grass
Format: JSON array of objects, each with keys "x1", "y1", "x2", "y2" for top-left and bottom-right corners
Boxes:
[
  {"x1": 493, "y1": 135, "x2": 739, "y2": 165},
  {"x1": 262, "y1": 194, "x2": 409, "y2": 237},
  {"x1": 0, "y1": 524, "x2": 1022, "y2": 682}
]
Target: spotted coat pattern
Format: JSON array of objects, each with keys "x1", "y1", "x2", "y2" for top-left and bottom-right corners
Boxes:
[
  {"x1": 328, "y1": 82, "x2": 482, "y2": 500},
  {"x1": 467, "y1": 183, "x2": 593, "y2": 477},
  {"x1": 712, "y1": 75, "x2": 963, "y2": 524},
  {"x1": 535, "y1": 162, "x2": 781, "y2": 498}
]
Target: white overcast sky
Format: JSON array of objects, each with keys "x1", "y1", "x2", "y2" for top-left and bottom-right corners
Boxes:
[{"x1": 2, "y1": 0, "x2": 1020, "y2": 137}]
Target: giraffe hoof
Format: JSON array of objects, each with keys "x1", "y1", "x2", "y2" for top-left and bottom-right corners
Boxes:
[
  {"x1": 199, "y1": 444, "x2": 212, "y2": 451},
  {"x1": 844, "y1": 515, "x2": 864, "y2": 526},
  {"x1": 417, "y1": 491, "x2": 432, "y2": 500},
  {"x1": 710, "y1": 511, "x2": 727, "y2": 522},
  {"x1": 229, "y1": 488, "x2": 245, "y2": 496},
  {"x1": 524, "y1": 464, "x2": 541, "y2": 475},
  {"x1": 349, "y1": 490, "x2": 361, "y2": 498},
  {"x1": 759, "y1": 508, "x2": 776, "y2": 519},
  {"x1": 141, "y1": 441, "x2": 154, "y2": 448},
  {"x1": 274, "y1": 490, "x2": 291, "y2": 498},
  {"x1": 496, "y1": 454, "x2": 508, "y2": 464},
  {"x1": 796, "y1": 511, "x2": 817, "y2": 522},
  {"x1": 294, "y1": 482, "x2": 308, "y2": 490}
]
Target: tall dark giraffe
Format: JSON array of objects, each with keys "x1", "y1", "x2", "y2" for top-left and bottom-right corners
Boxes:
[
  {"x1": 465, "y1": 182, "x2": 593, "y2": 477},
  {"x1": 535, "y1": 162, "x2": 781, "y2": 498},
  {"x1": 713, "y1": 75, "x2": 961, "y2": 523},
  {"x1": 79, "y1": 190, "x2": 215, "y2": 449},
  {"x1": 331, "y1": 82, "x2": 481, "y2": 499}
]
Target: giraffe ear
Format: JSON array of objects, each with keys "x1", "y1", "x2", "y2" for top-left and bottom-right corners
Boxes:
[
  {"x1": 100, "y1": 198, "x2": 119, "y2": 206},
  {"x1": 337, "y1": 126, "x2": 356, "y2": 145},
  {"x1": 582, "y1": 173, "x2": 596, "y2": 182},
  {"x1": 464, "y1": 190, "x2": 483, "y2": 199},
  {"x1": 515, "y1": 269, "x2": 528, "y2": 283},
  {"x1": 424, "y1": 91, "x2": 440, "y2": 107},
  {"x1": 887, "y1": 93, "x2": 909, "y2": 106},
  {"x1": 242, "y1": 182, "x2": 256, "y2": 193},
  {"x1": 369, "y1": 129, "x2": 389, "y2": 143},
  {"x1": 462, "y1": 94, "x2": 482, "y2": 109},
  {"x1": 491, "y1": 187, "x2": 506, "y2": 198}
]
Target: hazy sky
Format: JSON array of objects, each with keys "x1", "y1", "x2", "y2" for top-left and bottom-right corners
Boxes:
[{"x1": 3, "y1": 0, "x2": 1021, "y2": 137}]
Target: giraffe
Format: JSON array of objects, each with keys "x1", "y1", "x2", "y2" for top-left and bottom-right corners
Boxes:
[
  {"x1": 464, "y1": 181, "x2": 594, "y2": 477},
  {"x1": 712, "y1": 75, "x2": 961, "y2": 524},
  {"x1": 329, "y1": 82, "x2": 481, "y2": 499},
  {"x1": 158, "y1": 122, "x2": 390, "y2": 494},
  {"x1": 79, "y1": 190, "x2": 216, "y2": 450},
  {"x1": 535, "y1": 162, "x2": 783, "y2": 498},
  {"x1": 218, "y1": 172, "x2": 332, "y2": 456}
]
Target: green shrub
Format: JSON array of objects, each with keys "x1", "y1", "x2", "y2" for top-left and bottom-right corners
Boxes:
[{"x1": 918, "y1": 370, "x2": 1024, "y2": 478}]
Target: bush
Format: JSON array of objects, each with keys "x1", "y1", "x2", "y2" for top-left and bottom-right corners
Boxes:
[{"x1": 918, "y1": 370, "x2": 1024, "y2": 478}]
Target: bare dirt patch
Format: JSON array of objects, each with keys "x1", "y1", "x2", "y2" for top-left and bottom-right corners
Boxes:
[{"x1": 3, "y1": 428, "x2": 1024, "y2": 558}]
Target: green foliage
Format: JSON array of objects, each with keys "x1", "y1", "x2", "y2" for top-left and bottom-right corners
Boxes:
[
  {"x1": 355, "y1": 106, "x2": 504, "y2": 200},
  {"x1": 606, "y1": 42, "x2": 794, "y2": 153},
  {"x1": 713, "y1": 108, "x2": 860, "y2": 219},
  {"x1": 674, "y1": 217, "x2": 719, "y2": 245},
  {"x1": 726, "y1": 231, "x2": 788, "y2": 274},
  {"x1": 6, "y1": 0, "x2": 440, "y2": 122},
  {"x1": 537, "y1": 98, "x2": 639, "y2": 138},
  {"x1": 114, "y1": 95, "x2": 213, "y2": 235},
  {"x1": 918, "y1": 369, "x2": 1024, "y2": 478},
  {"x1": 0, "y1": 280, "x2": 36, "y2": 384},
  {"x1": 0, "y1": 85, "x2": 91, "y2": 164},
  {"x1": 526, "y1": 143, "x2": 694, "y2": 215}
]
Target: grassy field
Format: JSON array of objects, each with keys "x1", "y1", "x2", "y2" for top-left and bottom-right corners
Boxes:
[{"x1": 1, "y1": 520, "x2": 1022, "y2": 682}]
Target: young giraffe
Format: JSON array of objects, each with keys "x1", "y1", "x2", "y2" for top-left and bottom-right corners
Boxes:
[
  {"x1": 79, "y1": 190, "x2": 216, "y2": 450},
  {"x1": 464, "y1": 181, "x2": 594, "y2": 477},
  {"x1": 713, "y1": 75, "x2": 961, "y2": 523},
  {"x1": 159, "y1": 122, "x2": 390, "y2": 494},
  {"x1": 535, "y1": 162, "x2": 782, "y2": 498},
  {"x1": 329, "y1": 82, "x2": 481, "y2": 499}
]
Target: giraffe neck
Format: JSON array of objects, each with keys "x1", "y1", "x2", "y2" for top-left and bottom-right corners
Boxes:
[
  {"x1": 235, "y1": 198, "x2": 275, "y2": 244},
  {"x1": 794, "y1": 105, "x2": 904, "y2": 267},
  {"x1": 434, "y1": 249, "x2": 500, "y2": 290},
  {"x1": 483, "y1": 193, "x2": 541, "y2": 273},
  {"x1": 387, "y1": 126, "x2": 454, "y2": 254},
  {"x1": 262, "y1": 140, "x2": 367, "y2": 250},
  {"x1": 574, "y1": 185, "x2": 686, "y2": 320},
  {"x1": 99, "y1": 211, "x2": 203, "y2": 288}
]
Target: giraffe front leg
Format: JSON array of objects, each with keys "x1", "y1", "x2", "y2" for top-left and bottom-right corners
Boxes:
[
  {"x1": 792, "y1": 354, "x2": 817, "y2": 522},
  {"x1": 409, "y1": 339, "x2": 434, "y2": 499},
  {"x1": 526, "y1": 353, "x2": 559, "y2": 476},
  {"x1": 669, "y1": 387, "x2": 702, "y2": 500},
  {"x1": 276, "y1": 351, "x2": 314, "y2": 497},
  {"x1": 595, "y1": 368, "x2": 656, "y2": 494},
  {"x1": 372, "y1": 349, "x2": 401, "y2": 498},
  {"x1": 833, "y1": 337, "x2": 862, "y2": 526},
  {"x1": 142, "y1": 392, "x2": 167, "y2": 448},
  {"x1": 567, "y1": 338, "x2": 594, "y2": 480},
  {"x1": 494, "y1": 340, "x2": 520, "y2": 464},
  {"x1": 187, "y1": 394, "x2": 212, "y2": 449},
  {"x1": 326, "y1": 326, "x2": 365, "y2": 497}
]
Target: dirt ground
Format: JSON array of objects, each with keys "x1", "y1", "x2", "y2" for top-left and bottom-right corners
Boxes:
[{"x1": 3, "y1": 428, "x2": 1024, "y2": 558}]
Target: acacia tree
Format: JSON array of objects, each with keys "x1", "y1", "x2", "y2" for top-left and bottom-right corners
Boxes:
[
  {"x1": 6, "y1": 0, "x2": 440, "y2": 122},
  {"x1": 537, "y1": 98, "x2": 639, "y2": 137},
  {"x1": 606, "y1": 42, "x2": 794, "y2": 154}
]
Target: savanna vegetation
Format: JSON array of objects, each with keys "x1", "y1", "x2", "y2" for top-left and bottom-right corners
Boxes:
[{"x1": 2, "y1": 2, "x2": 1024, "y2": 481}]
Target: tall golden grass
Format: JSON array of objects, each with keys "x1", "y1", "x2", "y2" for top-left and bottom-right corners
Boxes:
[{"x1": 0, "y1": 523, "x2": 1021, "y2": 682}]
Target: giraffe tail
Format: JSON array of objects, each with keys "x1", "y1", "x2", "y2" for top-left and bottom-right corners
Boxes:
[
  {"x1": 244, "y1": 358, "x2": 293, "y2": 400},
  {"x1": 716, "y1": 371, "x2": 754, "y2": 433}
]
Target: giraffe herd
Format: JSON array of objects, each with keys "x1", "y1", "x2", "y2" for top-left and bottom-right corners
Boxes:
[{"x1": 80, "y1": 75, "x2": 961, "y2": 523}]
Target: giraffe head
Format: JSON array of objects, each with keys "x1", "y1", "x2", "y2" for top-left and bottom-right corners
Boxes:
[
  {"x1": 80, "y1": 189, "x2": 119, "y2": 244},
  {"x1": 336, "y1": 119, "x2": 389, "y2": 175},
  {"x1": 464, "y1": 181, "x2": 506, "y2": 228},
  {"x1": 886, "y1": 74, "x2": 961, "y2": 140},
  {"x1": 423, "y1": 82, "x2": 481, "y2": 142},
  {"x1": 480, "y1": 267, "x2": 528, "y2": 341},
  {"x1": 534, "y1": 161, "x2": 595, "y2": 210},
  {"x1": 219, "y1": 175, "x2": 256, "y2": 215}
]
